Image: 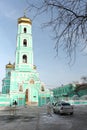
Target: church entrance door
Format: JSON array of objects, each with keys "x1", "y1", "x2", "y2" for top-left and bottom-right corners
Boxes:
[{"x1": 25, "y1": 89, "x2": 29, "y2": 105}]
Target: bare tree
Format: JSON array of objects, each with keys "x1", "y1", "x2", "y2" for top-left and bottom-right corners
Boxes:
[
  {"x1": 26, "y1": 0, "x2": 87, "y2": 64},
  {"x1": 81, "y1": 76, "x2": 87, "y2": 83}
]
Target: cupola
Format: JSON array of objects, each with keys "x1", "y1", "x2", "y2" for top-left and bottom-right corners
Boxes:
[
  {"x1": 6, "y1": 62, "x2": 14, "y2": 69},
  {"x1": 18, "y1": 15, "x2": 32, "y2": 25}
]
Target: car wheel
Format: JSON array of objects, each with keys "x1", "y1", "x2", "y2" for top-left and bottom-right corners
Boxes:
[
  {"x1": 70, "y1": 112, "x2": 73, "y2": 115},
  {"x1": 53, "y1": 109, "x2": 56, "y2": 113},
  {"x1": 59, "y1": 112, "x2": 63, "y2": 115}
]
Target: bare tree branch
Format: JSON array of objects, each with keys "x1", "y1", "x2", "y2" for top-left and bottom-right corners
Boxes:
[{"x1": 26, "y1": 0, "x2": 87, "y2": 64}]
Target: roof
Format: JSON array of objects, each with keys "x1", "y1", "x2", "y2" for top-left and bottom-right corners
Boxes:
[
  {"x1": 18, "y1": 15, "x2": 32, "y2": 25},
  {"x1": 6, "y1": 62, "x2": 15, "y2": 69}
]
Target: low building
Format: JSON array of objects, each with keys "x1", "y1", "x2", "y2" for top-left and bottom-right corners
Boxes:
[{"x1": 52, "y1": 83, "x2": 87, "y2": 104}]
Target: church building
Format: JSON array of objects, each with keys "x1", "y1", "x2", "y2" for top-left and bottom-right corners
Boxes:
[{"x1": 0, "y1": 15, "x2": 53, "y2": 106}]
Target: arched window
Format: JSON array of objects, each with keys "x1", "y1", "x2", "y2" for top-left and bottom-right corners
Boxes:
[
  {"x1": 41, "y1": 86, "x2": 45, "y2": 91},
  {"x1": 19, "y1": 85, "x2": 23, "y2": 92},
  {"x1": 23, "y1": 55, "x2": 27, "y2": 63},
  {"x1": 8, "y1": 72, "x2": 11, "y2": 76},
  {"x1": 24, "y1": 27, "x2": 27, "y2": 33},
  {"x1": 23, "y1": 39, "x2": 27, "y2": 47},
  {"x1": 30, "y1": 79, "x2": 34, "y2": 84}
]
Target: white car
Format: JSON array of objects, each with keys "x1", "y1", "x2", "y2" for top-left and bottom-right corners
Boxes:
[{"x1": 53, "y1": 102, "x2": 74, "y2": 115}]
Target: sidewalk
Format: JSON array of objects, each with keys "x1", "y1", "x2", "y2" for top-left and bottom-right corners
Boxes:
[
  {"x1": 0, "y1": 105, "x2": 55, "y2": 130},
  {"x1": 0, "y1": 105, "x2": 47, "y2": 116}
]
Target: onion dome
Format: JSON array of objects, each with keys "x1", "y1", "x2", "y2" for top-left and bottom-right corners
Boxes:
[
  {"x1": 18, "y1": 15, "x2": 32, "y2": 25},
  {"x1": 6, "y1": 62, "x2": 14, "y2": 69}
]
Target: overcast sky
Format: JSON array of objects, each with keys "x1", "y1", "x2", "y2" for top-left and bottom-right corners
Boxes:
[{"x1": 0, "y1": 0, "x2": 87, "y2": 91}]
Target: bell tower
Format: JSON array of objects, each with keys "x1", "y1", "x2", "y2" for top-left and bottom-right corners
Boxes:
[{"x1": 15, "y1": 16, "x2": 33, "y2": 71}]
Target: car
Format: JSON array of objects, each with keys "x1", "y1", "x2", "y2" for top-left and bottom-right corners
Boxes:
[
  {"x1": 52, "y1": 100, "x2": 66, "y2": 107},
  {"x1": 53, "y1": 102, "x2": 74, "y2": 115}
]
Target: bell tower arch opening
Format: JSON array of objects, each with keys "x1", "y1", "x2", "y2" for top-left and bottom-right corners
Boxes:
[
  {"x1": 24, "y1": 27, "x2": 27, "y2": 33},
  {"x1": 23, "y1": 55, "x2": 27, "y2": 63},
  {"x1": 23, "y1": 39, "x2": 27, "y2": 47}
]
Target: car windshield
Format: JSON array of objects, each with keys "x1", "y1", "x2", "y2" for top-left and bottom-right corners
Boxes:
[{"x1": 61, "y1": 103, "x2": 70, "y2": 106}]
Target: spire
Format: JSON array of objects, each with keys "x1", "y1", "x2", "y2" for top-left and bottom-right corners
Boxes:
[
  {"x1": 23, "y1": 6, "x2": 30, "y2": 17},
  {"x1": 24, "y1": 9, "x2": 26, "y2": 17},
  {"x1": 18, "y1": 8, "x2": 32, "y2": 25}
]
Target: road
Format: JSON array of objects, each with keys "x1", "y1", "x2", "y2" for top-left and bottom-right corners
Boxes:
[{"x1": 0, "y1": 105, "x2": 87, "y2": 130}]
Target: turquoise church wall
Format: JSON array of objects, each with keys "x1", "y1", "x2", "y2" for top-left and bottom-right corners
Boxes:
[
  {"x1": 0, "y1": 16, "x2": 53, "y2": 106},
  {"x1": 0, "y1": 94, "x2": 10, "y2": 106}
]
